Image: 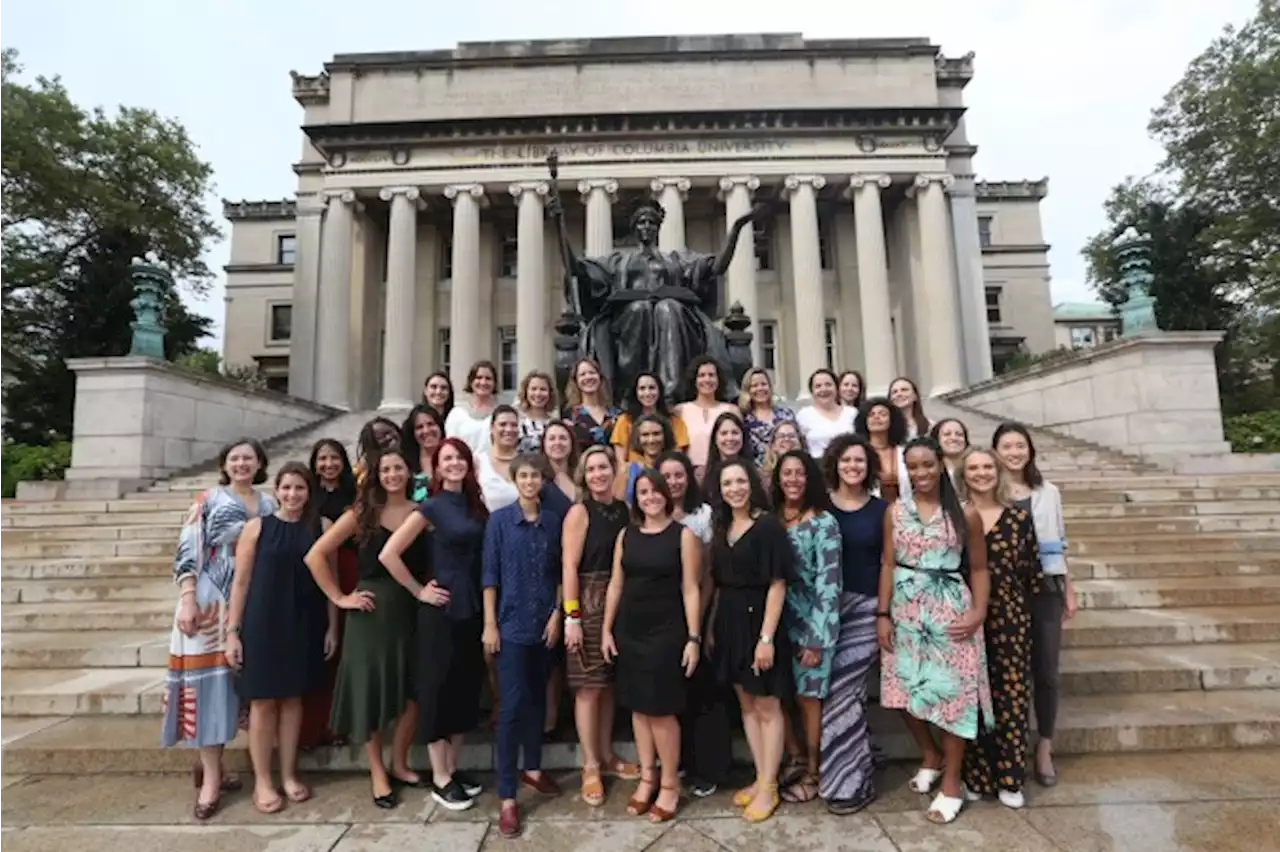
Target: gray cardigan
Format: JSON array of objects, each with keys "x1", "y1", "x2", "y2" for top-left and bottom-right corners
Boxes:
[{"x1": 1029, "y1": 481, "x2": 1068, "y2": 576}]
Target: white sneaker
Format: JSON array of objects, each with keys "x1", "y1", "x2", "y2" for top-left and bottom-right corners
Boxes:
[
  {"x1": 998, "y1": 789, "x2": 1025, "y2": 809},
  {"x1": 963, "y1": 787, "x2": 982, "y2": 803}
]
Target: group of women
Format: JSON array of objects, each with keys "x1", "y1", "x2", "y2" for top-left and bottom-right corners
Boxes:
[{"x1": 161, "y1": 353, "x2": 1076, "y2": 832}]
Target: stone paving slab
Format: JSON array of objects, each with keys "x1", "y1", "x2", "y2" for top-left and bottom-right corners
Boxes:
[
  {"x1": 1023, "y1": 801, "x2": 1280, "y2": 852},
  {"x1": 0, "y1": 825, "x2": 348, "y2": 852},
  {"x1": 335, "y1": 823, "x2": 490, "y2": 851}
]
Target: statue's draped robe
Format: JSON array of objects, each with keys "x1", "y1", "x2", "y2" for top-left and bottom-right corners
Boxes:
[{"x1": 573, "y1": 248, "x2": 737, "y2": 403}]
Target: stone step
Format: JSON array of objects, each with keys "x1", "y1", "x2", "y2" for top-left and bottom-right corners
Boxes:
[
  {"x1": 1063, "y1": 500, "x2": 1280, "y2": 519},
  {"x1": 1, "y1": 525, "x2": 176, "y2": 544},
  {"x1": 1, "y1": 601, "x2": 173, "y2": 632},
  {"x1": 1074, "y1": 576, "x2": 1280, "y2": 610},
  {"x1": 1, "y1": 510, "x2": 185, "y2": 529},
  {"x1": 0, "y1": 557, "x2": 172, "y2": 581},
  {"x1": 1, "y1": 631, "x2": 168, "y2": 669},
  {"x1": 1071, "y1": 532, "x2": 1280, "y2": 556},
  {"x1": 1, "y1": 578, "x2": 174, "y2": 605},
  {"x1": 1059, "y1": 486, "x2": 1280, "y2": 505},
  {"x1": 1060, "y1": 642, "x2": 1280, "y2": 694},
  {"x1": 1070, "y1": 554, "x2": 1280, "y2": 580},
  {"x1": 1064, "y1": 605, "x2": 1280, "y2": 648},
  {"x1": 1069, "y1": 515, "x2": 1280, "y2": 537},
  {"x1": 2, "y1": 498, "x2": 193, "y2": 515},
  {"x1": 0, "y1": 668, "x2": 166, "y2": 716},
  {"x1": 2, "y1": 540, "x2": 172, "y2": 560},
  {"x1": 7, "y1": 688, "x2": 1278, "y2": 775},
  {"x1": 1055, "y1": 475, "x2": 1280, "y2": 489}
]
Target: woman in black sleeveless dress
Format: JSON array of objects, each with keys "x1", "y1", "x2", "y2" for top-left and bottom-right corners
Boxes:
[
  {"x1": 602, "y1": 469, "x2": 702, "y2": 824},
  {"x1": 304, "y1": 448, "x2": 426, "y2": 809},
  {"x1": 561, "y1": 445, "x2": 638, "y2": 806},
  {"x1": 226, "y1": 462, "x2": 331, "y2": 812}
]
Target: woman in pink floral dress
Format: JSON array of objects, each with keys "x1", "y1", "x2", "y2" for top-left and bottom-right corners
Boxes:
[{"x1": 876, "y1": 437, "x2": 991, "y2": 824}]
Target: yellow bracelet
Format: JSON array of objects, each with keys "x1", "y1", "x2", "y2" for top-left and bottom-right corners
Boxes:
[{"x1": 563, "y1": 599, "x2": 581, "y2": 615}]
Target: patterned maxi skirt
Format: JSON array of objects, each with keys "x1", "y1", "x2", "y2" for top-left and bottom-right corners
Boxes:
[
  {"x1": 819, "y1": 592, "x2": 880, "y2": 805},
  {"x1": 880, "y1": 567, "x2": 992, "y2": 740},
  {"x1": 160, "y1": 572, "x2": 244, "y2": 748},
  {"x1": 567, "y1": 573, "x2": 613, "y2": 690}
]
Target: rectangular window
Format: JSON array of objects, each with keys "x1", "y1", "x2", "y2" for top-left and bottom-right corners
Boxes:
[
  {"x1": 500, "y1": 230, "x2": 518, "y2": 278},
  {"x1": 1103, "y1": 325, "x2": 1119, "y2": 342},
  {"x1": 818, "y1": 218, "x2": 833, "y2": 270},
  {"x1": 498, "y1": 326, "x2": 518, "y2": 391},
  {"x1": 985, "y1": 288, "x2": 1002, "y2": 324},
  {"x1": 441, "y1": 237, "x2": 453, "y2": 280},
  {"x1": 760, "y1": 321, "x2": 779, "y2": 373},
  {"x1": 753, "y1": 221, "x2": 774, "y2": 271},
  {"x1": 1071, "y1": 326, "x2": 1096, "y2": 348},
  {"x1": 824, "y1": 319, "x2": 838, "y2": 371},
  {"x1": 269, "y1": 304, "x2": 292, "y2": 342},
  {"x1": 275, "y1": 234, "x2": 296, "y2": 265},
  {"x1": 978, "y1": 216, "x2": 993, "y2": 249},
  {"x1": 438, "y1": 327, "x2": 451, "y2": 375}
]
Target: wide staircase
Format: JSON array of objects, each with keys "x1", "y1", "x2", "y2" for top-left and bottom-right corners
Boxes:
[{"x1": 3, "y1": 404, "x2": 1279, "y2": 775}]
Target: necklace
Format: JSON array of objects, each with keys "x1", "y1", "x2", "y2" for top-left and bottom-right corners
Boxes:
[{"x1": 782, "y1": 507, "x2": 803, "y2": 525}]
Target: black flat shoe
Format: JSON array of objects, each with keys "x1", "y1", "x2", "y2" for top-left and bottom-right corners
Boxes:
[
  {"x1": 452, "y1": 770, "x2": 483, "y2": 797},
  {"x1": 1035, "y1": 770, "x2": 1059, "y2": 788},
  {"x1": 372, "y1": 788, "x2": 399, "y2": 809}
]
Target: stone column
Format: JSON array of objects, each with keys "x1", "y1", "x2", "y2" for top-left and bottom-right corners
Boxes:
[
  {"x1": 444, "y1": 183, "x2": 486, "y2": 391},
  {"x1": 377, "y1": 186, "x2": 421, "y2": 411},
  {"x1": 950, "y1": 183, "x2": 995, "y2": 383},
  {"x1": 650, "y1": 177, "x2": 691, "y2": 252},
  {"x1": 912, "y1": 173, "x2": 964, "y2": 395},
  {"x1": 315, "y1": 189, "x2": 357, "y2": 409},
  {"x1": 509, "y1": 180, "x2": 550, "y2": 378},
  {"x1": 784, "y1": 174, "x2": 827, "y2": 395},
  {"x1": 578, "y1": 179, "x2": 617, "y2": 258},
  {"x1": 718, "y1": 175, "x2": 760, "y2": 363},
  {"x1": 848, "y1": 174, "x2": 898, "y2": 395},
  {"x1": 287, "y1": 199, "x2": 324, "y2": 400}
]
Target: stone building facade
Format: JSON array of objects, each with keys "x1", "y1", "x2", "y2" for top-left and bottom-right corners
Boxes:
[{"x1": 221, "y1": 34, "x2": 1055, "y2": 408}]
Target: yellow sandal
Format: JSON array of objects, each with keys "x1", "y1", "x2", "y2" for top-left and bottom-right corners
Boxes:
[
  {"x1": 732, "y1": 782, "x2": 758, "y2": 808},
  {"x1": 742, "y1": 783, "x2": 780, "y2": 824}
]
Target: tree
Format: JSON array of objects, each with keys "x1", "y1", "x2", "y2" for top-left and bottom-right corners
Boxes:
[
  {"x1": 2, "y1": 49, "x2": 219, "y2": 443},
  {"x1": 1149, "y1": 0, "x2": 1280, "y2": 307}
]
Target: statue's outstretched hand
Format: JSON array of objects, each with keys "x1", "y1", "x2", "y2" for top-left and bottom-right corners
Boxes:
[{"x1": 734, "y1": 203, "x2": 770, "y2": 230}]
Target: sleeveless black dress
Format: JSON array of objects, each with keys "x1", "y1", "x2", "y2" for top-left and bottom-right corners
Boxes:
[
  {"x1": 614, "y1": 522, "x2": 688, "y2": 716},
  {"x1": 239, "y1": 515, "x2": 325, "y2": 700}
]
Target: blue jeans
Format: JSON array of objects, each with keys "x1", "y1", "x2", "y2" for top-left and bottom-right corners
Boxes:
[{"x1": 496, "y1": 641, "x2": 550, "y2": 799}]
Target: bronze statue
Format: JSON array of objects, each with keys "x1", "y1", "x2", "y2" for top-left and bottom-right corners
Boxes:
[{"x1": 546, "y1": 157, "x2": 767, "y2": 405}]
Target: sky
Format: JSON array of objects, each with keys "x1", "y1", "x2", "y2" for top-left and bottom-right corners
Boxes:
[{"x1": 1, "y1": 0, "x2": 1260, "y2": 349}]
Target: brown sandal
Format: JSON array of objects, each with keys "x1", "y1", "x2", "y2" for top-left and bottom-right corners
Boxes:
[
  {"x1": 626, "y1": 769, "x2": 657, "y2": 816},
  {"x1": 648, "y1": 784, "x2": 681, "y2": 823},
  {"x1": 253, "y1": 792, "x2": 285, "y2": 814},
  {"x1": 193, "y1": 795, "x2": 220, "y2": 821},
  {"x1": 580, "y1": 765, "x2": 605, "y2": 807},
  {"x1": 605, "y1": 755, "x2": 641, "y2": 780}
]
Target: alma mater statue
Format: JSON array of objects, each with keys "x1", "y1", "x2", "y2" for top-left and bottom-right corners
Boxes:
[{"x1": 547, "y1": 164, "x2": 768, "y2": 405}]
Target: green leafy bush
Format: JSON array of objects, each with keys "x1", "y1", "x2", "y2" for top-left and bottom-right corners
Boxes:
[
  {"x1": 1224, "y1": 411, "x2": 1280, "y2": 453},
  {"x1": 2, "y1": 441, "x2": 72, "y2": 498}
]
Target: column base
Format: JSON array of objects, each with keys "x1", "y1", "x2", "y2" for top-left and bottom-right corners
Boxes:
[{"x1": 377, "y1": 399, "x2": 414, "y2": 415}]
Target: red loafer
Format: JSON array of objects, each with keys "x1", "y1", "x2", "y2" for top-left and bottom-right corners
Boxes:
[
  {"x1": 521, "y1": 771, "x2": 562, "y2": 796},
  {"x1": 498, "y1": 801, "x2": 522, "y2": 838}
]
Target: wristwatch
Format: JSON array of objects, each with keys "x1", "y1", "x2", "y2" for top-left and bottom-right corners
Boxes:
[
  {"x1": 687, "y1": 634, "x2": 702, "y2": 646},
  {"x1": 758, "y1": 634, "x2": 773, "y2": 645}
]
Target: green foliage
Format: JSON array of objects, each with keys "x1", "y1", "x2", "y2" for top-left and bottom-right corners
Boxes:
[
  {"x1": 1150, "y1": 0, "x2": 1280, "y2": 308},
  {"x1": 998, "y1": 347, "x2": 1077, "y2": 375},
  {"x1": 224, "y1": 362, "x2": 268, "y2": 391},
  {"x1": 1223, "y1": 410, "x2": 1280, "y2": 452},
  {"x1": 2, "y1": 49, "x2": 219, "y2": 443},
  {"x1": 1, "y1": 441, "x2": 72, "y2": 498},
  {"x1": 176, "y1": 348, "x2": 223, "y2": 375},
  {"x1": 174, "y1": 348, "x2": 268, "y2": 390}
]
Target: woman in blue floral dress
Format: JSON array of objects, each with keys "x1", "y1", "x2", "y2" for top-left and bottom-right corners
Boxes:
[
  {"x1": 772, "y1": 449, "x2": 842, "y2": 804},
  {"x1": 562, "y1": 358, "x2": 619, "y2": 449}
]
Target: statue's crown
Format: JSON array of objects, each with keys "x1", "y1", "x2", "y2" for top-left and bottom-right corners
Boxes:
[{"x1": 629, "y1": 201, "x2": 666, "y2": 228}]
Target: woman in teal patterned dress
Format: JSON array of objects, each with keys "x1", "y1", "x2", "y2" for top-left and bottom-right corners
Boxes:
[
  {"x1": 877, "y1": 437, "x2": 991, "y2": 825},
  {"x1": 771, "y1": 449, "x2": 842, "y2": 804}
]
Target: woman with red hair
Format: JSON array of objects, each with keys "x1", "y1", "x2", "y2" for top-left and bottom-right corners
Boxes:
[{"x1": 380, "y1": 437, "x2": 490, "y2": 811}]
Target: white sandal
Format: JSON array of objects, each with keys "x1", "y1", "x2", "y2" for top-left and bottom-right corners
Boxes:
[
  {"x1": 998, "y1": 789, "x2": 1025, "y2": 809},
  {"x1": 926, "y1": 792, "x2": 965, "y2": 824},
  {"x1": 908, "y1": 767, "x2": 942, "y2": 794}
]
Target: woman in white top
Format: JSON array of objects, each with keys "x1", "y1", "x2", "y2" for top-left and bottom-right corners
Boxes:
[
  {"x1": 795, "y1": 369, "x2": 857, "y2": 460},
  {"x1": 674, "y1": 356, "x2": 739, "y2": 481},
  {"x1": 474, "y1": 405, "x2": 521, "y2": 511},
  {"x1": 516, "y1": 370, "x2": 557, "y2": 454},
  {"x1": 445, "y1": 361, "x2": 499, "y2": 454},
  {"x1": 992, "y1": 421, "x2": 1075, "y2": 789},
  {"x1": 888, "y1": 377, "x2": 931, "y2": 441}
]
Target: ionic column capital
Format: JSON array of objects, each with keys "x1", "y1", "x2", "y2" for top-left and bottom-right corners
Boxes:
[
  {"x1": 783, "y1": 174, "x2": 827, "y2": 196},
  {"x1": 321, "y1": 189, "x2": 362, "y2": 213},
  {"x1": 508, "y1": 181, "x2": 550, "y2": 199},
  {"x1": 847, "y1": 174, "x2": 893, "y2": 194},
  {"x1": 443, "y1": 183, "x2": 487, "y2": 205},
  {"x1": 577, "y1": 178, "x2": 618, "y2": 202},
  {"x1": 718, "y1": 175, "x2": 760, "y2": 199},
  {"x1": 908, "y1": 173, "x2": 955, "y2": 197},
  {"x1": 378, "y1": 186, "x2": 424, "y2": 208},
  {"x1": 650, "y1": 176, "x2": 692, "y2": 199}
]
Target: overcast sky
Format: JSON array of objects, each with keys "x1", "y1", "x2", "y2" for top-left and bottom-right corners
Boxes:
[{"x1": 2, "y1": 0, "x2": 1258, "y2": 348}]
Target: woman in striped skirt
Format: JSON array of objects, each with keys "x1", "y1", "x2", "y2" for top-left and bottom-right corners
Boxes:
[{"x1": 818, "y1": 434, "x2": 888, "y2": 815}]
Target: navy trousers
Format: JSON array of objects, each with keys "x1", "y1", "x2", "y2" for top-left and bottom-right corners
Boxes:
[{"x1": 495, "y1": 641, "x2": 551, "y2": 799}]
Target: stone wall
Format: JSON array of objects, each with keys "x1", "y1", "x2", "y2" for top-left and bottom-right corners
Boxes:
[
  {"x1": 60, "y1": 356, "x2": 336, "y2": 494},
  {"x1": 945, "y1": 331, "x2": 1231, "y2": 460}
]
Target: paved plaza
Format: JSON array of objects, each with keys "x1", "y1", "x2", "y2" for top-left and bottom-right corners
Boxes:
[{"x1": 2, "y1": 751, "x2": 1277, "y2": 852}]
